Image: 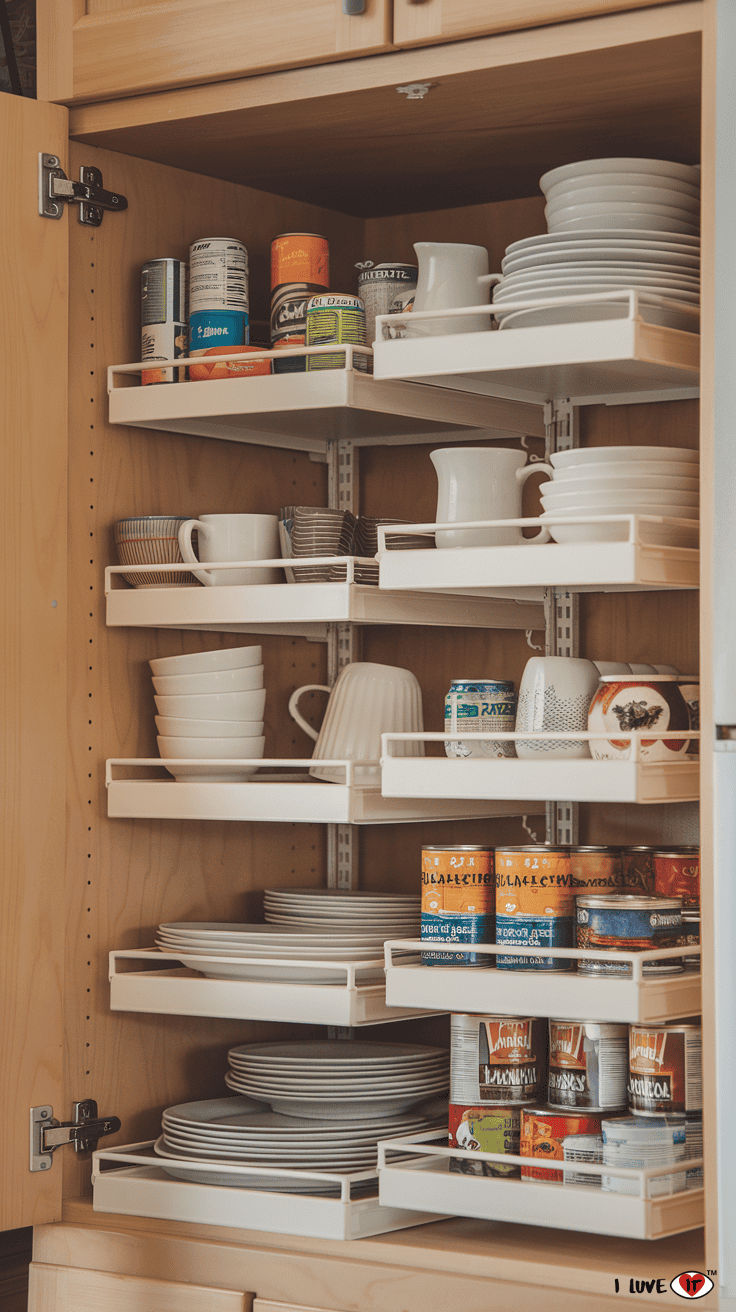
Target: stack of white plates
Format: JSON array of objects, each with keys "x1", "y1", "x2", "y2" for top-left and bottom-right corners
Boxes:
[
  {"x1": 151, "y1": 644, "x2": 266, "y2": 781},
  {"x1": 263, "y1": 887, "x2": 420, "y2": 933},
  {"x1": 538, "y1": 445, "x2": 699, "y2": 546},
  {"x1": 155, "y1": 921, "x2": 417, "y2": 984},
  {"x1": 225, "y1": 1040, "x2": 450, "y2": 1120},
  {"x1": 154, "y1": 1094, "x2": 446, "y2": 1192},
  {"x1": 493, "y1": 158, "x2": 700, "y2": 332}
]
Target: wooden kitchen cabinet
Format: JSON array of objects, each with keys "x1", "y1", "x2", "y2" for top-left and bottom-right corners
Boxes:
[{"x1": 392, "y1": 0, "x2": 678, "y2": 48}]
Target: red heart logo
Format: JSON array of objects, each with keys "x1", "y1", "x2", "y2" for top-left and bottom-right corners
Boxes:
[{"x1": 671, "y1": 1272, "x2": 714, "y2": 1299}]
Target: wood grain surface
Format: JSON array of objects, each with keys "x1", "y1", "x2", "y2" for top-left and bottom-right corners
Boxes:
[
  {"x1": 28, "y1": 1263, "x2": 252, "y2": 1311},
  {"x1": 392, "y1": 0, "x2": 678, "y2": 47}
]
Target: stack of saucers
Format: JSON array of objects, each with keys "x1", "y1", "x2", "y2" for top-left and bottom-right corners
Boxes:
[
  {"x1": 333, "y1": 518, "x2": 435, "y2": 584},
  {"x1": 538, "y1": 445, "x2": 699, "y2": 546},
  {"x1": 151, "y1": 644, "x2": 265, "y2": 781},
  {"x1": 493, "y1": 157, "x2": 700, "y2": 332},
  {"x1": 281, "y1": 505, "x2": 357, "y2": 582},
  {"x1": 154, "y1": 1093, "x2": 446, "y2": 1193},
  {"x1": 263, "y1": 887, "x2": 420, "y2": 934},
  {"x1": 225, "y1": 1040, "x2": 450, "y2": 1120}
]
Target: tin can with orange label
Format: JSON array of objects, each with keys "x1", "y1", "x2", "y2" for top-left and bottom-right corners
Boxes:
[
  {"x1": 548, "y1": 1020, "x2": 628, "y2": 1110},
  {"x1": 569, "y1": 846, "x2": 622, "y2": 895},
  {"x1": 449, "y1": 1104, "x2": 521, "y2": 1177},
  {"x1": 450, "y1": 1013, "x2": 546, "y2": 1104},
  {"x1": 521, "y1": 1108, "x2": 602, "y2": 1183},
  {"x1": 653, "y1": 847, "x2": 700, "y2": 908},
  {"x1": 422, "y1": 846, "x2": 494, "y2": 966},
  {"x1": 628, "y1": 1024, "x2": 702, "y2": 1116},
  {"x1": 271, "y1": 233, "x2": 329, "y2": 290},
  {"x1": 495, "y1": 845, "x2": 574, "y2": 971}
]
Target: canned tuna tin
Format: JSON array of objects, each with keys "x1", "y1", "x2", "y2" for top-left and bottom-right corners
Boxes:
[
  {"x1": 449, "y1": 1104, "x2": 521, "y2": 1177},
  {"x1": 576, "y1": 894, "x2": 683, "y2": 976},
  {"x1": 305, "y1": 294, "x2": 367, "y2": 372},
  {"x1": 450, "y1": 1013, "x2": 546, "y2": 1105},
  {"x1": 140, "y1": 258, "x2": 188, "y2": 385},
  {"x1": 521, "y1": 1108, "x2": 602, "y2": 1183},
  {"x1": 628, "y1": 1023, "x2": 702, "y2": 1116},
  {"x1": 569, "y1": 846, "x2": 622, "y2": 895},
  {"x1": 189, "y1": 238, "x2": 249, "y2": 318},
  {"x1": 421, "y1": 846, "x2": 494, "y2": 966},
  {"x1": 444, "y1": 680, "x2": 517, "y2": 759},
  {"x1": 621, "y1": 846, "x2": 658, "y2": 895},
  {"x1": 653, "y1": 847, "x2": 700, "y2": 908},
  {"x1": 495, "y1": 845, "x2": 574, "y2": 971},
  {"x1": 682, "y1": 910, "x2": 701, "y2": 970},
  {"x1": 357, "y1": 262, "x2": 418, "y2": 345},
  {"x1": 601, "y1": 1115, "x2": 688, "y2": 1197},
  {"x1": 548, "y1": 1020, "x2": 628, "y2": 1110}
]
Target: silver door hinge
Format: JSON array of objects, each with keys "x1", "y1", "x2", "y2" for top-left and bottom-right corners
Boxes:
[
  {"x1": 30, "y1": 1100, "x2": 121, "y2": 1171},
  {"x1": 38, "y1": 154, "x2": 128, "y2": 227}
]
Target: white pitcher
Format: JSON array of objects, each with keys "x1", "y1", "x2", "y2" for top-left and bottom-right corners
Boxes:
[
  {"x1": 431, "y1": 447, "x2": 554, "y2": 547},
  {"x1": 408, "y1": 242, "x2": 491, "y2": 336}
]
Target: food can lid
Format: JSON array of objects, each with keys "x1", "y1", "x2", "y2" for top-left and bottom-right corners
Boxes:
[{"x1": 576, "y1": 894, "x2": 682, "y2": 909}]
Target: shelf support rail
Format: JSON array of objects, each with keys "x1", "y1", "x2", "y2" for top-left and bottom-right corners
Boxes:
[{"x1": 545, "y1": 399, "x2": 580, "y2": 846}]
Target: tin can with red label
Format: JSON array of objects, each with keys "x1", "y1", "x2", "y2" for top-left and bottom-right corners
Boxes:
[
  {"x1": 628, "y1": 1023, "x2": 702, "y2": 1116},
  {"x1": 548, "y1": 1020, "x2": 628, "y2": 1110},
  {"x1": 653, "y1": 847, "x2": 700, "y2": 908},
  {"x1": 620, "y1": 846, "x2": 658, "y2": 895},
  {"x1": 422, "y1": 847, "x2": 494, "y2": 966},
  {"x1": 521, "y1": 1108, "x2": 603, "y2": 1182},
  {"x1": 450, "y1": 1013, "x2": 546, "y2": 1104},
  {"x1": 495, "y1": 845, "x2": 574, "y2": 971},
  {"x1": 569, "y1": 846, "x2": 622, "y2": 895},
  {"x1": 449, "y1": 1104, "x2": 521, "y2": 1177}
]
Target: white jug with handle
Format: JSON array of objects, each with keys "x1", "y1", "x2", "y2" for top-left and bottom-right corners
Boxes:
[
  {"x1": 431, "y1": 446, "x2": 554, "y2": 548},
  {"x1": 407, "y1": 242, "x2": 494, "y2": 336}
]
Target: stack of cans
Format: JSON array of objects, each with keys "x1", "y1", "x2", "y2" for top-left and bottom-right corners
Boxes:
[
  {"x1": 189, "y1": 238, "x2": 249, "y2": 358},
  {"x1": 421, "y1": 845, "x2": 494, "y2": 966},
  {"x1": 271, "y1": 233, "x2": 329, "y2": 373}
]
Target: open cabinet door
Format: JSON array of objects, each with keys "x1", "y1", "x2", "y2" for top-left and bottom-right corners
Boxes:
[{"x1": 0, "y1": 94, "x2": 69, "y2": 1229}]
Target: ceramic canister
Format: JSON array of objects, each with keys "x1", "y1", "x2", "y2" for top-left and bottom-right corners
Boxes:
[
  {"x1": 587, "y1": 675, "x2": 691, "y2": 761},
  {"x1": 450, "y1": 1013, "x2": 547, "y2": 1104},
  {"x1": 421, "y1": 846, "x2": 494, "y2": 967},
  {"x1": 495, "y1": 845, "x2": 574, "y2": 971}
]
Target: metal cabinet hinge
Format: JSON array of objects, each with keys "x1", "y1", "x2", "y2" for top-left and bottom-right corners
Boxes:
[
  {"x1": 38, "y1": 154, "x2": 128, "y2": 227},
  {"x1": 30, "y1": 1100, "x2": 121, "y2": 1171}
]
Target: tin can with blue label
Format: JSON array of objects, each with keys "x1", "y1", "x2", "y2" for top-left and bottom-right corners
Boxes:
[
  {"x1": 421, "y1": 845, "x2": 494, "y2": 967},
  {"x1": 189, "y1": 309, "x2": 249, "y2": 354},
  {"x1": 444, "y1": 679, "x2": 517, "y2": 759},
  {"x1": 495, "y1": 845, "x2": 574, "y2": 971},
  {"x1": 576, "y1": 895, "x2": 683, "y2": 977}
]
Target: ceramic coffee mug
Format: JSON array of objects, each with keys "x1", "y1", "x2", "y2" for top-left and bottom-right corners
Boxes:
[
  {"x1": 288, "y1": 661, "x2": 424, "y2": 783},
  {"x1": 178, "y1": 514, "x2": 281, "y2": 586},
  {"x1": 515, "y1": 656, "x2": 600, "y2": 759},
  {"x1": 431, "y1": 446, "x2": 554, "y2": 548}
]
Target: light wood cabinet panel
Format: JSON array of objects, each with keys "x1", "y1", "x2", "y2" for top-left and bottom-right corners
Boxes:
[
  {"x1": 38, "y1": 0, "x2": 392, "y2": 104},
  {"x1": 393, "y1": 0, "x2": 677, "y2": 48},
  {"x1": 28, "y1": 1262, "x2": 252, "y2": 1311}
]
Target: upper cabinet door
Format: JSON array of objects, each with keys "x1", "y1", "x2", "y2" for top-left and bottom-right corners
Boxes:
[
  {"x1": 38, "y1": 0, "x2": 392, "y2": 103},
  {"x1": 393, "y1": 0, "x2": 678, "y2": 47}
]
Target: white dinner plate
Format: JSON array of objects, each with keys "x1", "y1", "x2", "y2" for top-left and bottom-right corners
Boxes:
[
  {"x1": 499, "y1": 265, "x2": 699, "y2": 288},
  {"x1": 158, "y1": 921, "x2": 397, "y2": 938},
  {"x1": 551, "y1": 445, "x2": 697, "y2": 468},
  {"x1": 162, "y1": 957, "x2": 385, "y2": 984},
  {"x1": 231, "y1": 1040, "x2": 446, "y2": 1062},
  {"x1": 539, "y1": 512, "x2": 699, "y2": 547},
  {"x1": 493, "y1": 283, "x2": 699, "y2": 305},
  {"x1": 496, "y1": 302, "x2": 698, "y2": 333},
  {"x1": 154, "y1": 1140, "x2": 354, "y2": 1192},
  {"x1": 265, "y1": 889, "x2": 418, "y2": 901},
  {"x1": 549, "y1": 215, "x2": 699, "y2": 236},
  {"x1": 539, "y1": 158, "x2": 701, "y2": 191},
  {"x1": 549, "y1": 462, "x2": 697, "y2": 482},
  {"x1": 162, "y1": 1096, "x2": 435, "y2": 1133},
  {"x1": 264, "y1": 1094, "x2": 439, "y2": 1121},
  {"x1": 160, "y1": 1137, "x2": 380, "y2": 1164},
  {"x1": 504, "y1": 227, "x2": 700, "y2": 253},
  {"x1": 162, "y1": 1116, "x2": 438, "y2": 1147},
  {"x1": 502, "y1": 247, "x2": 701, "y2": 276}
]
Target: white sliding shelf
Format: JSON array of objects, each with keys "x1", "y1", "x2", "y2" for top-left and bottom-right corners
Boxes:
[
  {"x1": 373, "y1": 292, "x2": 700, "y2": 406},
  {"x1": 383, "y1": 942, "x2": 701, "y2": 1025},
  {"x1": 107, "y1": 345, "x2": 544, "y2": 453},
  {"x1": 377, "y1": 1134, "x2": 704, "y2": 1242},
  {"x1": 105, "y1": 758, "x2": 542, "y2": 824},
  {"x1": 110, "y1": 949, "x2": 440, "y2": 1027},
  {"x1": 105, "y1": 558, "x2": 544, "y2": 636},
  {"x1": 380, "y1": 733, "x2": 700, "y2": 805},
  {"x1": 377, "y1": 517, "x2": 698, "y2": 594},
  {"x1": 93, "y1": 1143, "x2": 446, "y2": 1240}
]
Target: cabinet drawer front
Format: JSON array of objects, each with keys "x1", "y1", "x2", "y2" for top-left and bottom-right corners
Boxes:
[
  {"x1": 393, "y1": 0, "x2": 679, "y2": 47},
  {"x1": 28, "y1": 1263, "x2": 252, "y2": 1312}
]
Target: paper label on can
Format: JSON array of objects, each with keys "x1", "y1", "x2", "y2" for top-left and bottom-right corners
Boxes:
[
  {"x1": 449, "y1": 1104, "x2": 520, "y2": 1177},
  {"x1": 189, "y1": 240, "x2": 248, "y2": 312},
  {"x1": 496, "y1": 915, "x2": 573, "y2": 971},
  {"x1": 450, "y1": 1015, "x2": 544, "y2": 1104},
  {"x1": 272, "y1": 235, "x2": 329, "y2": 289},
  {"x1": 271, "y1": 283, "x2": 326, "y2": 342},
  {"x1": 421, "y1": 911, "x2": 494, "y2": 965},
  {"x1": 496, "y1": 850, "x2": 574, "y2": 917},
  {"x1": 628, "y1": 1027, "x2": 702, "y2": 1114},
  {"x1": 548, "y1": 1022, "x2": 628, "y2": 1109},
  {"x1": 422, "y1": 849, "x2": 493, "y2": 914},
  {"x1": 141, "y1": 322, "x2": 188, "y2": 385},
  {"x1": 189, "y1": 310, "x2": 249, "y2": 349},
  {"x1": 521, "y1": 1110, "x2": 602, "y2": 1182},
  {"x1": 569, "y1": 851, "x2": 623, "y2": 892},
  {"x1": 653, "y1": 853, "x2": 700, "y2": 906}
]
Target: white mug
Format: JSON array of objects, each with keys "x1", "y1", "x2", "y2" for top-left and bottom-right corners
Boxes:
[
  {"x1": 288, "y1": 661, "x2": 424, "y2": 783},
  {"x1": 515, "y1": 656, "x2": 600, "y2": 759},
  {"x1": 431, "y1": 447, "x2": 554, "y2": 548},
  {"x1": 178, "y1": 514, "x2": 281, "y2": 586}
]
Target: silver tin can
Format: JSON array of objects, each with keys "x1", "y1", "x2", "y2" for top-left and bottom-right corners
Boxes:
[
  {"x1": 450, "y1": 1013, "x2": 546, "y2": 1105},
  {"x1": 576, "y1": 894, "x2": 683, "y2": 976},
  {"x1": 548, "y1": 1019, "x2": 629, "y2": 1111},
  {"x1": 140, "y1": 258, "x2": 188, "y2": 384},
  {"x1": 444, "y1": 679, "x2": 517, "y2": 760},
  {"x1": 189, "y1": 237, "x2": 249, "y2": 314},
  {"x1": 601, "y1": 1115, "x2": 688, "y2": 1197},
  {"x1": 357, "y1": 262, "x2": 418, "y2": 344}
]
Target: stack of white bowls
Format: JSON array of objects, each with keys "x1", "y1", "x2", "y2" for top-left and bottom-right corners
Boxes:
[
  {"x1": 493, "y1": 157, "x2": 700, "y2": 332},
  {"x1": 538, "y1": 446, "x2": 699, "y2": 546},
  {"x1": 151, "y1": 644, "x2": 266, "y2": 781}
]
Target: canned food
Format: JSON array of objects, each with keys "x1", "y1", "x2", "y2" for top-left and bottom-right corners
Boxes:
[
  {"x1": 653, "y1": 847, "x2": 700, "y2": 908},
  {"x1": 270, "y1": 281, "x2": 328, "y2": 373},
  {"x1": 272, "y1": 233, "x2": 329, "y2": 291},
  {"x1": 449, "y1": 1104, "x2": 521, "y2": 1177},
  {"x1": 188, "y1": 344, "x2": 271, "y2": 381},
  {"x1": 444, "y1": 680, "x2": 517, "y2": 760},
  {"x1": 548, "y1": 1020, "x2": 629, "y2": 1111},
  {"x1": 521, "y1": 1108, "x2": 602, "y2": 1183},
  {"x1": 140, "y1": 258, "x2": 188, "y2": 385},
  {"x1": 682, "y1": 910, "x2": 700, "y2": 970},
  {"x1": 451, "y1": 1013, "x2": 546, "y2": 1105},
  {"x1": 569, "y1": 846, "x2": 623, "y2": 895},
  {"x1": 357, "y1": 262, "x2": 417, "y2": 345},
  {"x1": 189, "y1": 309, "x2": 249, "y2": 353},
  {"x1": 621, "y1": 846, "x2": 658, "y2": 895},
  {"x1": 421, "y1": 847, "x2": 494, "y2": 966},
  {"x1": 601, "y1": 1114, "x2": 688, "y2": 1197},
  {"x1": 305, "y1": 294, "x2": 367, "y2": 372},
  {"x1": 576, "y1": 895, "x2": 683, "y2": 976},
  {"x1": 563, "y1": 1133, "x2": 603, "y2": 1188},
  {"x1": 495, "y1": 845, "x2": 574, "y2": 971},
  {"x1": 189, "y1": 238, "x2": 249, "y2": 315},
  {"x1": 628, "y1": 1023, "x2": 702, "y2": 1116},
  {"x1": 684, "y1": 1111, "x2": 703, "y2": 1189}
]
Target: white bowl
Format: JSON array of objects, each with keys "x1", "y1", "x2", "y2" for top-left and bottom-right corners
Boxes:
[
  {"x1": 550, "y1": 446, "x2": 697, "y2": 468},
  {"x1": 539, "y1": 158, "x2": 701, "y2": 192},
  {"x1": 157, "y1": 735, "x2": 266, "y2": 761},
  {"x1": 149, "y1": 646, "x2": 262, "y2": 676},
  {"x1": 544, "y1": 180, "x2": 701, "y2": 206},
  {"x1": 541, "y1": 488, "x2": 699, "y2": 512},
  {"x1": 152, "y1": 664, "x2": 264, "y2": 696},
  {"x1": 540, "y1": 474, "x2": 699, "y2": 497},
  {"x1": 540, "y1": 504, "x2": 699, "y2": 546},
  {"x1": 545, "y1": 198, "x2": 699, "y2": 224},
  {"x1": 549, "y1": 215, "x2": 699, "y2": 236},
  {"x1": 155, "y1": 716, "x2": 264, "y2": 738},
  {"x1": 548, "y1": 462, "x2": 698, "y2": 485},
  {"x1": 544, "y1": 171, "x2": 700, "y2": 201},
  {"x1": 154, "y1": 689, "x2": 267, "y2": 721}
]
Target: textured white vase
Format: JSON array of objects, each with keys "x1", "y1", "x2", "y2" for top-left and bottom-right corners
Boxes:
[
  {"x1": 408, "y1": 242, "x2": 490, "y2": 336},
  {"x1": 431, "y1": 447, "x2": 553, "y2": 548},
  {"x1": 515, "y1": 656, "x2": 600, "y2": 759},
  {"x1": 289, "y1": 662, "x2": 424, "y2": 784}
]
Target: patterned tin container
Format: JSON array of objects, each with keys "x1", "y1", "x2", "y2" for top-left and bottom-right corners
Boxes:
[
  {"x1": 444, "y1": 679, "x2": 517, "y2": 760},
  {"x1": 305, "y1": 294, "x2": 367, "y2": 372},
  {"x1": 653, "y1": 847, "x2": 700, "y2": 908},
  {"x1": 568, "y1": 846, "x2": 622, "y2": 895},
  {"x1": 548, "y1": 1020, "x2": 629, "y2": 1111},
  {"x1": 495, "y1": 845, "x2": 574, "y2": 971},
  {"x1": 450, "y1": 1013, "x2": 546, "y2": 1105},
  {"x1": 449, "y1": 1103, "x2": 521, "y2": 1177},
  {"x1": 421, "y1": 846, "x2": 494, "y2": 966},
  {"x1": 521, "y1": 1108, "x2": 603, "y2": 1183},
  {"x1": 628, "y1": 1023, "x2": 702, "y2": 1116},
  {"x1": 576, "y1": 894, "x2": 683, "y2": 977}
]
